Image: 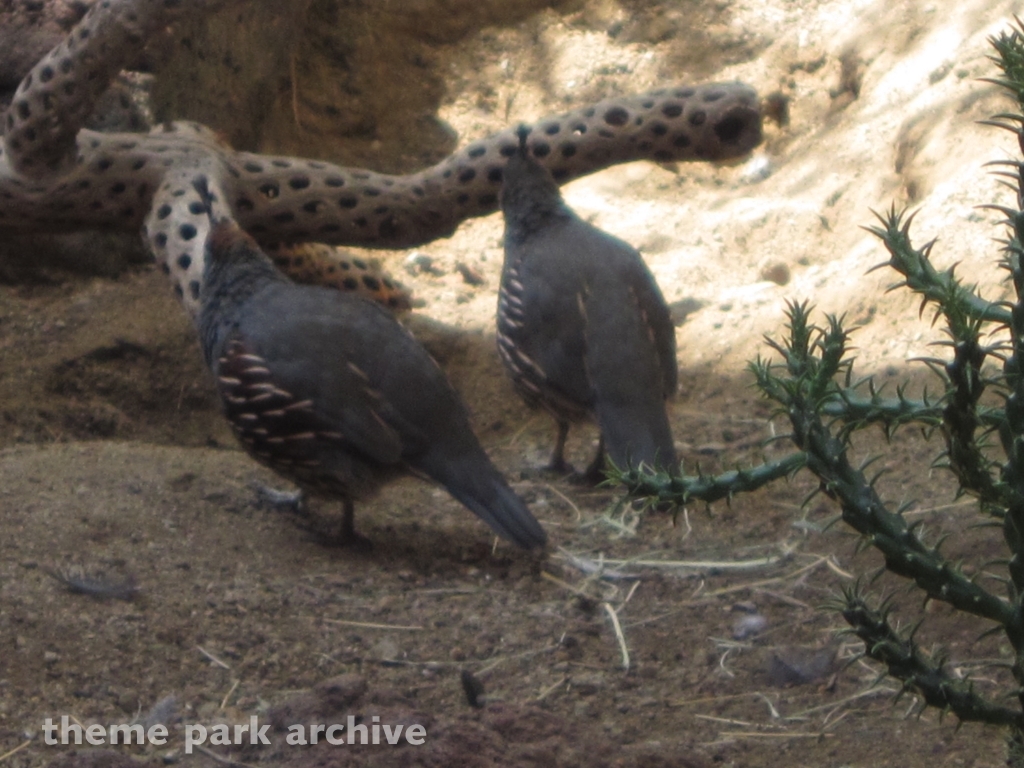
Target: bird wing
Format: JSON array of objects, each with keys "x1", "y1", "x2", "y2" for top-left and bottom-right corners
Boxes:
[
  {"x1": 623, "y1": 247, "x2": 678, "y2": 398},
  {"x1": 569, "y1": 224, "x2": 678, "y2": 400},
  {"x1": 502, "y1": 236, "x2": 593, "y2": 414},
  {"x1": 232, "y1": 300, "x2": 408, "y2": 467},
  {"x1": 580, "y1": 287, "x2": 674, "y2": 468},
  {"x1": 578, "y1": 231, "x2": 677, "y2": 470},
  {"x1": 255, "y1": 288, "x2": 547, "y2": 549}
]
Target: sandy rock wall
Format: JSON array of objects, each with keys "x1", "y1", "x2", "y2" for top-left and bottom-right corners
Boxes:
[{"x1": 138, "y1": 0, "x2": 1024, "y2": 379}]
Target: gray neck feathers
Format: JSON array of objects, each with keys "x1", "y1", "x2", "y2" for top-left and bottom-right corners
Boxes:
[
  {"x1": 198, "y1": 238, "x2": 288, "y2": 368},
  {"x1": 500, "y1": 155, "x2": 572, "y2": 246}
]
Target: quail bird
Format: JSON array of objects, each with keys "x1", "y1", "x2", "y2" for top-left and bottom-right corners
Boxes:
[
  {"x1": 497, "y1": 126, "x2": 678, "y2": 479},
  {"x1": 192, "y1": 177, "x2": 547, "y2": 550}
]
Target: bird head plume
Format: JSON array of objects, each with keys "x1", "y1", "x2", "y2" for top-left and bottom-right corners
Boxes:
[
  {"x1": 515, "y1": 123, "x2": 531, "y2": 158},
  {"x1": 499, "y1": 123, "x2": 569, "y2": 240}
]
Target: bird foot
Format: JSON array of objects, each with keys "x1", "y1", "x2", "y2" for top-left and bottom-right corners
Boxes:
[
  {"x1": 288, "y1": 513, "x2": 374, "y2": 551},
  {"x1": 342, "y1": 532, "x2": 375, "y2": 552},
  {"x1": 568, "y1": 447, "x2": 609, "y2": 486},
  {"x1": 517, "y1": 460, "x2": 576, "y2": 481},
  {"x1": 544, "y1": 457, "x2": 575, "y2": 475},
  {"x1": 567, "y1": 465, "x2": 607, "y2": 487},
  {"x1": 317, "y1": 524, "x2": 375, "y2": 551},
  {"x1": 252, "y1": 484, "x2": 372, "y2": 550}
]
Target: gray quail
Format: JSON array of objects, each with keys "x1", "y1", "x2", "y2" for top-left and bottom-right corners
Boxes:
[
  {"x1": 192, "y1": 177, "x2": 547, "y2": 550},
  {"x1": 497, "y1": 126, "x2": 678, "y2": 479}
]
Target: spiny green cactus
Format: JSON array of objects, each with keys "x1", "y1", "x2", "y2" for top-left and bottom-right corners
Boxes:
[{"x1": 612, "y1": 17, "x2": 1024, "y2": 760}]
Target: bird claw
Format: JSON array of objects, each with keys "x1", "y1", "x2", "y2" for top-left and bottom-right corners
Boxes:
[
  {"x1": 296, "y1": 496, "x2": 373, "y2": 551},
  {"x1": 516, "y1": 461, "x2": 575, "y2": 481},
  {"x1": 251, "y1": 483, "x2": 371, "y2": 548},
  {"x1": 567, "y1": 466, "x2": 606, "y2": 487},
  {"x1": 544, "y1": 458, "x2": 575, "y2": 475},
  {"x1": 287, "y1": 513, "x2": 374, "y2": 550},
  {"x1": 335, "y1": 530, "x2": 375, "y2": 552}
]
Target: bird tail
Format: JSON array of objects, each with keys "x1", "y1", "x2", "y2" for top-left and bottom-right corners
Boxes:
[
  {"x1": 593, "y1": 396, "x2": 676, "y2": 473},
  {"x1": 421, "y1": 450, "x2": 547, "y2": 550},
  {"x1": 583, "y1": 283, "x2": 677, "y2": 473}
]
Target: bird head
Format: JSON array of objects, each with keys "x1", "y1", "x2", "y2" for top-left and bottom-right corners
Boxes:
[
  {"x1": 191, "y1": 175, "x2": 265, "y2": 268},
  {"x1": 499, "y1": 123, "x2": 565, "y2": 221}
]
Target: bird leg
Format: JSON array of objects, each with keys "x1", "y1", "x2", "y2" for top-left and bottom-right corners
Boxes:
[
  {"x1": 334, "y1": 498, "x2": 372, "y2": 550},
  {"x1": 255, "y1": 484, "x2": 371, "y2": 550},
  {"x1": 321, "y1": 499, "x2": 370, "y2": 550},
  {"x1": 544, "y1": 423, "x2": 608, "y2": 485},
  {"x1": 294, "y1": 498, "x2": 372, "y2": 550},
  {"x1": 545, "y1": 420, "x2": 574, "y2": 474}
]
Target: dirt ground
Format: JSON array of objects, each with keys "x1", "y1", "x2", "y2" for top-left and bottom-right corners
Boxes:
[{"x1": 3, "y1": 0, "x2": 1024, "y2": 766}]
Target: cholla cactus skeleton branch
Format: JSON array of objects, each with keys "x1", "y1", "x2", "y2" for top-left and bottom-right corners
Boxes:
[{"x1": 0, "y1": 0, "x2": 763, "y2": 318}]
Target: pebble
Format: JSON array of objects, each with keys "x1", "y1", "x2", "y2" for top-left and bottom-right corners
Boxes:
[
  {"x1": 732, "y1": 613, "x2": 768, "y2": 640},
  {"x1": 403, "y1": 252, "x2": 444, "y2": 276}
]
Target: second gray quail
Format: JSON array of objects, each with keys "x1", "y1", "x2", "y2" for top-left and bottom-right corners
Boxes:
[
  {"x1": 497, "y1": 126, "x2": 677, "y2": 479},
  {"x1": 192, "y1": 177, "x2": 547, "y2": 550}
]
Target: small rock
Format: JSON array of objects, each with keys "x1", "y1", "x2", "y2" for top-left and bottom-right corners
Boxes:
[
  {"x1": 763, "y1": 91, "x2": 790, "y2": 127},
  {"x1": 141, "y1": 695, "x2": 179, "y2": 729},
  {"x1": 316, "y1": 675, "x2": 368, "y2": 708},
  {"x1": 403, "y1": 252, "x2": 444, "y2": 276},
  {"x1": 732, "y1": 613, "x2": 768, "y2": 640},
  {"x1": 460, "y1": 668, "x2": 485, "y2": 708},
  {"x1": 571, "y1": 672, "x2": 607, "y2": 696},
  {"x1": 373, "y1": 638, "x2": 401, "y2": 663},
  {"x1": 767, "y1": 645, "x2": 837, "y2": 686},
  {"x1": 456, "y1": 262, "x2": 485, "y2": 286},
  {"x1": 741, "y1": 153, "x2": 772, "y2": 183},
  {"x1": 760, "y1": 262, "x2": 791, "y2": 286},
  {"x1": 668, "y1": 297, "x2": 706, "y2": 326}
]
